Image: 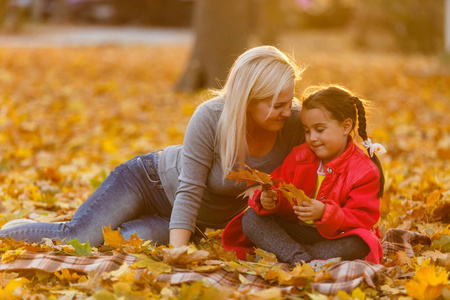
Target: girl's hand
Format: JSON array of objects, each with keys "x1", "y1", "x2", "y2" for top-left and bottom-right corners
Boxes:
[
  {"x1": 293, "y1": 199, "x2": 325, "y2": 222},
  {"x1": 261, "y1": 190, "x2": 278, "y2": 210}
]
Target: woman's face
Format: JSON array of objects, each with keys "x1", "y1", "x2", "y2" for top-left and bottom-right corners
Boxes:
[{"x1": 247, "y1": 82, "x2": 295, "y2": 134}]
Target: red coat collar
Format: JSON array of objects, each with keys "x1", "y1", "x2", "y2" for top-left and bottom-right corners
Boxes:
[{"x1": 295, "y1": 137, "x2": 361, "y2": 175}]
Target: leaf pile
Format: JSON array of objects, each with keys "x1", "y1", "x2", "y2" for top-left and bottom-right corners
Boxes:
[{"x1": 0, "y1": 37, "x2": 449, "y2": 299}]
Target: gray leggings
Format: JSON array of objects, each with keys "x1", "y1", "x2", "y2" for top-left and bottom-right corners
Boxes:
[{"x1": 242, "y1": 208, "x2": 370, "y2": 265}]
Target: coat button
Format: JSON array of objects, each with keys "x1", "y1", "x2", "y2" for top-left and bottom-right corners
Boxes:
[{"x1": 327, "y1": 167, "x2": 333, "y2": 174}]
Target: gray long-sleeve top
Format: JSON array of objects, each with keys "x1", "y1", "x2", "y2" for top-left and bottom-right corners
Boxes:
[{"x1": 158, "y1": 97, "x2": 304, "y2": 233}]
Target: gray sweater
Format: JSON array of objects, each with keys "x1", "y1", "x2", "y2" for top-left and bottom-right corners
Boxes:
[{"x1": 158, "y1": 97, "x2": 304, "y2": 233}]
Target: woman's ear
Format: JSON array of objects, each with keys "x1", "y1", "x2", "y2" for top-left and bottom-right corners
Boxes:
[{"x1": 343, "y1": 118, "x2": 353, "y2": 134}]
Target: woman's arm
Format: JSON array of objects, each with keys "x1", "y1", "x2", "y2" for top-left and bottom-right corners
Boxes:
[
  {"x1": 170, "y1": 228, "x2": 192, "y2": 247},
  {"x1": 168, "y1": 101, "x2": 219, "y2": 246}
]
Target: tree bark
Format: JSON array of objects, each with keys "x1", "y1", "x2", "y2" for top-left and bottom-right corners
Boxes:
[
  {"x1": 446, "y1": 0, "x2": 450, "y2": 52},
  {"x1": 0, "y1": 0, "x2": 6, "y2": 26},
  {"x1": 253, "y1": 0, "x2": 282, "y2": 46},
  {"x1": 175, "y1": 0, "x2": 251, "y2": 91}
]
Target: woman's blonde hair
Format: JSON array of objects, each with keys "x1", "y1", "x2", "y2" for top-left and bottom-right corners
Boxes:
[{"x1": 214, "y1": 45, "x2": 304, "y2": 178}]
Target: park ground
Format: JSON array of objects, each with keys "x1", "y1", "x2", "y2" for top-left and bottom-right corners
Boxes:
[{"x1": 0, "y1": 24, "x2": 449, "y2": 299}]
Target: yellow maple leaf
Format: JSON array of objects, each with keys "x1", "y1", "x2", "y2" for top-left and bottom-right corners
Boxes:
[
  {"x1": 54, "y1": 269, "x2": 86, "y2": 283},
  {"x1": 291, "y1": 263, "x2": 315, "y2": 279},
  {"x1": 109, "y1": 263, "x2": 136, "y2": 282},
  {"x1": 102, "y1": 226, "x2": 143, "y2": 251},
  {"x1": 112, "y1": 281, "x2": 155, "y2": 298},
  {"x1": 264, "y1": 266, "x2": 295, "y2": 286},
  {"x1": 127, "y1": 233, "x2": 144, "y2": 248},
  {"x1": 161, "y1": 245, "x2": 209, "y2": 266},
  {"x1": 254, "y1": 248, "x2": 278, "y2": 263},
  {"x1": 431, "y1": 224, "x2": 450, "y2": 241},
  {"x1": 1, "y1": 278, "x2": 30, "y2": 300},
  {"x1": 278, "y1": 182, "x2": 312, "y2": 206},
  {"x1": 1, "y1": 249, "x2": 26, "y2": 263},
  {"x1": 336, "y1": 287, "x2": 366, "y2": 299},
  {"x1": 102, "y1": 225, "x2": 128, "y2": 249},
  {"x1": 132, "y1": 254, "x2": 172, "y2": 274},
  {"x1": 226, "y1": 164, "x2": 275, "y2": 188},
  {"x1": 405, "y1": 262, "x2": 447, "y2": 300}
]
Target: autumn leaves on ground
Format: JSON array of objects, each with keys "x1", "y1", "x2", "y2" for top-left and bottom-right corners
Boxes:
[{"x1": 0, "y1": 33, "x2": 449, "y2": 299}]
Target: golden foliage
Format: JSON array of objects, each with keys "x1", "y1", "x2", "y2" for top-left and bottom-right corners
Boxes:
[
  {"x1": 0, "y1": 38, "x2": 449, "y2": 299},
  {"x1": 227, "y1": 165, "x2": 311, "y2": 206}
]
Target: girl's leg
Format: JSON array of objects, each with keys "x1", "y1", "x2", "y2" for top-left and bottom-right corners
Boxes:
[
  {"x1": 242, "y1": 208, "x2": 313, "y2": 264},
  {"x1": 0, "y1": 152, "x2": 172, "y2": 247},
  {"x1": 273, "y1": 215, "x2": 370, "y2": 261},
  {"x1": 301, "y1": 236, "x2": 370, "y2": 262},
  {"x1": 242, "y1": 209, "x2": 370, "y2": 264}
]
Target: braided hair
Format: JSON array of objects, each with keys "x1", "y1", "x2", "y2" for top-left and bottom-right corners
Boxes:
[{"x1": 302, "y1": 85, "x2": 385, "y2": 197}]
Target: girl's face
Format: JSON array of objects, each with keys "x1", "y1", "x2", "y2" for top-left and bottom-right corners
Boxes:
[
  {"x1": 300, "y1": 107, "x2": 352, "y2": 165},
  {"x1": 247, "y1": 83, "x2": 295, "y2": 134}
]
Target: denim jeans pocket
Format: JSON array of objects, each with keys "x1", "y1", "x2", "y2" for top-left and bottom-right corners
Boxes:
[{"x1": 137, "y1": 156, "x2": 163, "y2": 188}]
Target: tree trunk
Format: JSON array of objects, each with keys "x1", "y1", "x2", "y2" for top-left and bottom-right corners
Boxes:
[
  {"x1": 175, "y1": 0, "x2": 251, "y2": 91},
  {"x1": 0, "y1": 0, "x2": 6, "y2": 26},
  {"x1": 253, "y1": 0, "x2": 282, "y2": 46},
  {"x1": 446, "y1": 0, "x2": 450, "y2": 52},
  {"x1": 31, "y1": 0, "x2": 45, "y2": 23}
]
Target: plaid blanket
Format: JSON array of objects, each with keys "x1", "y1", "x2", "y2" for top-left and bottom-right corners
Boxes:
[{"x1": 0, "y1": 228, "x2": 431, "y2": 295}]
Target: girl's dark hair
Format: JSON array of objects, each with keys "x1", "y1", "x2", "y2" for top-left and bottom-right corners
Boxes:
[{"x1": 302, "y1": 85, "x2": 385, "y2": 197}]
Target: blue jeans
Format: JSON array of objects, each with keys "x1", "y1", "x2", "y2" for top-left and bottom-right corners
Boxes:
[{"x1": 0, "y1": 151, "x2": 173, "y2": 247}]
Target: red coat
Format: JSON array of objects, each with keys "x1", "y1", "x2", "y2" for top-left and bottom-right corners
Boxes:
[{"x1": 222, "y1": 139, "x2": 383, "y2": 264}]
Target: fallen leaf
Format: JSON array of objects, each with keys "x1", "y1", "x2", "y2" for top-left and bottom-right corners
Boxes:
[
  {"x1": 66, "y1": 239, "x2": 92, "y2": 256},
  {"x1": 1, "y1": 249, "x2": 26, "y2": 263},
  {"x1": 161, "y1": 245, "x2": 209, "y2": 266},
  {"x1": 132, "y1": 254, "x2": 172, "y2": 274}
]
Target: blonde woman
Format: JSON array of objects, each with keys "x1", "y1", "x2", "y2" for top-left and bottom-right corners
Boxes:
[{"x1": 1, "y1": 46, "x2": 305, "y2": 248}]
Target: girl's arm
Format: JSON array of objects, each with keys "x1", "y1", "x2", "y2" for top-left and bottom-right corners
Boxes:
[
  {"x1": 315, "y1": 169, "x2": 381, "y2": 237},
  {"x1": 248, "y1": 147, "x2": 300, "y2": 218}
]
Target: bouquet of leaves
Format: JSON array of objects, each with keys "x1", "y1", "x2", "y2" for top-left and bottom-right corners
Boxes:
[{"x1": 227, "y1": 164, "x2": 311, "y2": 206}]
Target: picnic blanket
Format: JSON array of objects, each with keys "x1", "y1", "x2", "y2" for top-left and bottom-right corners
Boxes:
[{"x1": 0, "y1": 228, "x2": 431, "y2": 295}]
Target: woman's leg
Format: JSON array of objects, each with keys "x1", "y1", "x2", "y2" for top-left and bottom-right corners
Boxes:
[
  {"x1": 0, "y1": 152, "x2": 172, "y2": 247},
  {"x1": 119, "y1": 215, "x2": 170, "y2": 245}
]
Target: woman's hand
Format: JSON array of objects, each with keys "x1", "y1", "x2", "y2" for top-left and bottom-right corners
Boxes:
[
  {"x1": 293, "y1": 199, "x2": 325, "y2": 222},
  {"x1": 169, "y1": 228, "x2": 192, "y2": 247},
  {"x1": 261, "y1": 190, "x2": 278, "y2": 210}
]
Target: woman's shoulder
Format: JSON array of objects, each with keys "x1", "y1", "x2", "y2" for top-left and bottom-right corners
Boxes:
[
  {"x1": 189, "y1": 97, "x2": 224, "y2": 127},
  {"x1": 195, "y1": 97, "x2": 225, "y2": 113}
]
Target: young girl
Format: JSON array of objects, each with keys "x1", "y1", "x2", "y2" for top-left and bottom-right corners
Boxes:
[{"x1": 222, "y1": 85, "x2": 386, "y2": 265}]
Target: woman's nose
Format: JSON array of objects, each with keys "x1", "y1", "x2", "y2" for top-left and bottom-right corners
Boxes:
[{"x1": 281, "y1": 106, "x2": 291, "y2": 118}]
